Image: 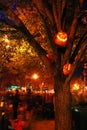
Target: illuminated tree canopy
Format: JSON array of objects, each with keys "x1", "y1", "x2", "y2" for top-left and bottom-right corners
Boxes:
[
  {"x1": 0, "y1": 24, "x2": 48, "y2": 86},
  {"x1": 0, "y1": 0, "x2": 87, "y2": 88}
]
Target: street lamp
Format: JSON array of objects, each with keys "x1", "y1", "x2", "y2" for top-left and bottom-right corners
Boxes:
[
  {"x1": 32, "y1": 73, "x2": 39, "y2": 80},
  {"x1": 31, "y1": 73, "x2": 39, "y2": 92}
]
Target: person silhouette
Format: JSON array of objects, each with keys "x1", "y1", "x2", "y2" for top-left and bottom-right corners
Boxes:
[
  {"x1": 0, "y1": 112, "x2": 14, "y2": 130},
  {"x1": 12, "y1": 89, "x2": 20, "y2": 119}
]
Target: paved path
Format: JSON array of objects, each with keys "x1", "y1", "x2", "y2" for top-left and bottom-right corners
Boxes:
[{"x1": 31, "y1": 120, "x2": 55, "y2": 130}]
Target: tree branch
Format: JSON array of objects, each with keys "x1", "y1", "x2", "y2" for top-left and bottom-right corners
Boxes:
[
  {"x1": 63, "y1": 3, "x2": 82, "y2": 65},
  {"x1": 68, "y1": 42, "x2": 87, "y2": 81},
  {"x1": 69, "y1": 31, "x2": 87, "y2": 63}
]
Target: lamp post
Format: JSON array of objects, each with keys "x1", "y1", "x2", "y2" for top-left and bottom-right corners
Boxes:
[{"x1": 32, "y1": 73, "x2": 39, "y2": 92}]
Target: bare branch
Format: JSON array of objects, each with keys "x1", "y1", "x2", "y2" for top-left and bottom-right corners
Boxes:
[{"x1": 63, "y1": 3, "x2": 82, "y2": 65}]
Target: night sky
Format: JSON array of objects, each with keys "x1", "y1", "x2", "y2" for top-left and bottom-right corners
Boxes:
[{"x1": 74, "y1": 66, "x2": 84, "y2": 77}]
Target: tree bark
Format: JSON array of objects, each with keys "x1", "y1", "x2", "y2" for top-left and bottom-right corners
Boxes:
[{"x1": 54, "y1": 77, "x2": 72, "y2": 130}]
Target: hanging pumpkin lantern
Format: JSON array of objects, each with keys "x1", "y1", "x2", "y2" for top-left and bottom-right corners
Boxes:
[
  {"x1": 54, "y1": 31, "x2": 68, "y2": 47},
  {"x1": 46, "y1": 53, "x2": 54, "y2": 62},
  {"x1": 63, "y1": 63, "x2": 72, "y2": 75}
]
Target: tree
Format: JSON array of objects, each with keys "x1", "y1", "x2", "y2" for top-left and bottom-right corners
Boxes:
[
  {"x1": 0, "y1": 0, "x2": 87, "y2": 130},
  {"x1": 0, "y1": 24, "x2": 46, "y2": 87}
]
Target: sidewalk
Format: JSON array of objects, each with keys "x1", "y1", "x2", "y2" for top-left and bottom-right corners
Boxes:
[
  {"x1": 30, "y1": 119, "x2": 55, "y2": 130},
  {"x1": 10, "y1": 119, "x2": 55, "y2": 130}
]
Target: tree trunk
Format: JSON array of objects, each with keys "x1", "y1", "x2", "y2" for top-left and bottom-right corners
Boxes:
[{"x1": 54, "y1": 77, "x2": 72, "y2": 130}]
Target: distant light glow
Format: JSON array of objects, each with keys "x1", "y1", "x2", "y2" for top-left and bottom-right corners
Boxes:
[
  {"x1": 32, "y1": 74, "x2": 39, "y2": 79},
  {"x1": 0, "y1": 102, "x2": 4, "y2": 107},
  {"x1": 73, "y1": 83, "x2": 80, "y2": 90},
  {"x1": 11, "y1": 85, "x2": 19, "y2": 89},
  {"x1": 49, "y1": 89, "x2": 54, "y2": 94},
  {"x1": 21, "y1": 87, "x2": 26, "y2": 91},
  {"x1": 3, "y1": 35, "x2": 9, "y2": 43},
  {"x1": 6, "y1": 45, "x2": 10, "y2": 49}
]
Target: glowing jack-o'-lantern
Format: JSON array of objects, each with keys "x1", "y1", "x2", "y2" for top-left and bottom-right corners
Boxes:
[
  {"x1": 54, "y1": 31, "x2": 68, "y2": 47},
  {"x1": 63, "y1": 63, "x2": 72, "y2": 75},
  {"x1": 46, "y1": 53, "x2": 54, "y2": 62}
]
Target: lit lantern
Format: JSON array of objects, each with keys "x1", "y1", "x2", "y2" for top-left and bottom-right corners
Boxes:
[
  {"x1": 54, "y1": 31, "x2": 68, "y2": 47},
  {"x1": 63, "y1": 63, "x2": 72, "y2": 75},
  {"x1": 46, "y1": 53, "x2": 54, "y2": 62}
]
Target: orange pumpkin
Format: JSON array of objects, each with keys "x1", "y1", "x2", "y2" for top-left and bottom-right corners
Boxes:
[
  {"x1": 63, "y1": 63, "x2": 72, "y2": 75},
  {"x1": 54, "y1": 31, "x2": 68, "y2": 47},
  {"x1": 46, "y1": 53, "x2": 54, "y2": 62}
]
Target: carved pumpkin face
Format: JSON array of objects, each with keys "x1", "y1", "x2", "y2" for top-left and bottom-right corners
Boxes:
[
  {"x1": 54, "y1": 32, "x2": 68, "y2": 47},
  {"x1": 63, "y1": 63, "x2": 72, "y2": 75}
]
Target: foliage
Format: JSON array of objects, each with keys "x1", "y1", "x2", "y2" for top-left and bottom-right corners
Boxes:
[{"x1": 0, "y1": 24, "x2": 47, "y2": 86}]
